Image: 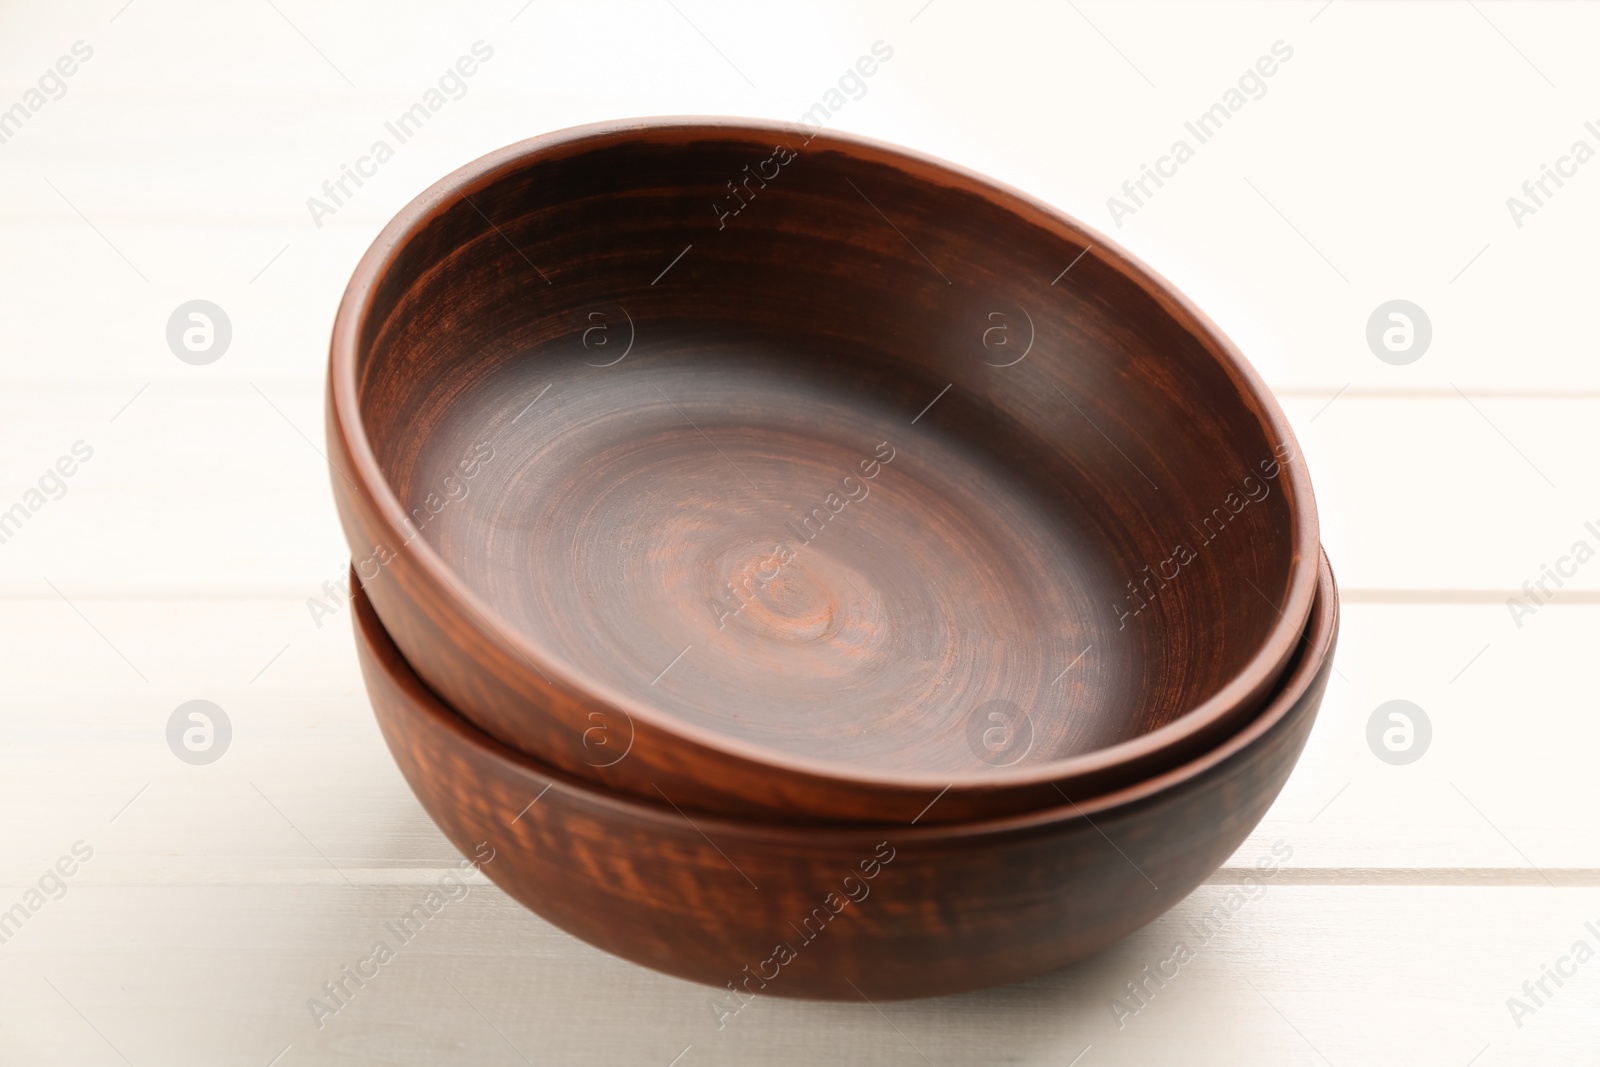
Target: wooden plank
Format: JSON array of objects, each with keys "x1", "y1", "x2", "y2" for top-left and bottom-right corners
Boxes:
[
  {"x1": 0, "y1": 597, "x2": 1597, "y2": 881},
  {"x1": 2, "y1": 389, "x2": 1596, "y2": 597},
  {"x1": 0, "y1": 883, "x2": 1591, "y2": 1064},
  {"x1": 1, "y1": 1, "x2": 1597, "y2": 395}
]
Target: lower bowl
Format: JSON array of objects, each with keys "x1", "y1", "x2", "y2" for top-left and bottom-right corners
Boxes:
[{"x1": 352, "y1": 551, "x2": 1337, "y2": 1000}]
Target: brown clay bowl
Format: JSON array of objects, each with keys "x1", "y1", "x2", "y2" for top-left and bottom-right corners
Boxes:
[
  {"x1": 329, "y1": 118, "x2": 1320, "y2": 824},
  {"x1": 354, "y1": 550, "x2": 1335, "y2": 999}
]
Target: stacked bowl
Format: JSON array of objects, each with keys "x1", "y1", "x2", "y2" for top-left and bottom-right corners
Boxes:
[{"x1": 328, "y1": 119, "x2": 1335, "y2": 1000}]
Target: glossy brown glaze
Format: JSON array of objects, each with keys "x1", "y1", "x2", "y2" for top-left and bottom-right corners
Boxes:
[
  {"x1": 354, "y1": 552, "x2": 1335, "y2": 999},
  {"x1": 329, "y1": 118, "x2": 1320, "y2": 823}
]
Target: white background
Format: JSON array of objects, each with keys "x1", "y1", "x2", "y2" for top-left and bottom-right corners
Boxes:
[{"x1": 0, "y1": 1, "x2": 1596, "y2": 1063}]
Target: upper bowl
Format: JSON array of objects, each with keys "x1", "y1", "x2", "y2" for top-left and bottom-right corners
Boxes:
[{"x1": 328, "y1": 117, "x2": 1319, "y2": 823}]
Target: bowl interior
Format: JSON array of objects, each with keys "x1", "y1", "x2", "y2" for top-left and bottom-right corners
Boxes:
[{"x1": 351, "y1": 122, "x2": 1305, "y2": 776}]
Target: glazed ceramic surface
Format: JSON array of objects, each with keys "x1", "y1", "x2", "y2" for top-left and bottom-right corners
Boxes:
[{"x1": 329, "y1": 119, "x2": 1319, "y2": 822}]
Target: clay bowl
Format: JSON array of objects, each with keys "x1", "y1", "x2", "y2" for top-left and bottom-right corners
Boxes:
[
  {"x1": 354, "y1": 550, "x2": 1336, "y2": 999},
  {"x1": 329, "y1": 117, "x2": 1320, "y2": 824}
]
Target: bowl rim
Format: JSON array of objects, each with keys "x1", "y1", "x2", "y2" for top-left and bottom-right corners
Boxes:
[
  {"x1": 329, "y1": 115, "x2": 1322, "y2": 800},
  {"x1": 356, "y1": 549, "x2": 1335, "y2": 843}
]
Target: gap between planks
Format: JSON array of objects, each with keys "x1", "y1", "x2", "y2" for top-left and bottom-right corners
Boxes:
[
  {"x1": 36, "y1": 868, "x2": 1600, "y2": 889},
  {"x1": 1206, "y1": 867, "x2": 1600, "y2": 887}
]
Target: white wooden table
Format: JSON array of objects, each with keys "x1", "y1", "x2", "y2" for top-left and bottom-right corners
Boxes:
[{"x1": 2, "y1": 2, "x2": 1596, "y2": 1063}]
